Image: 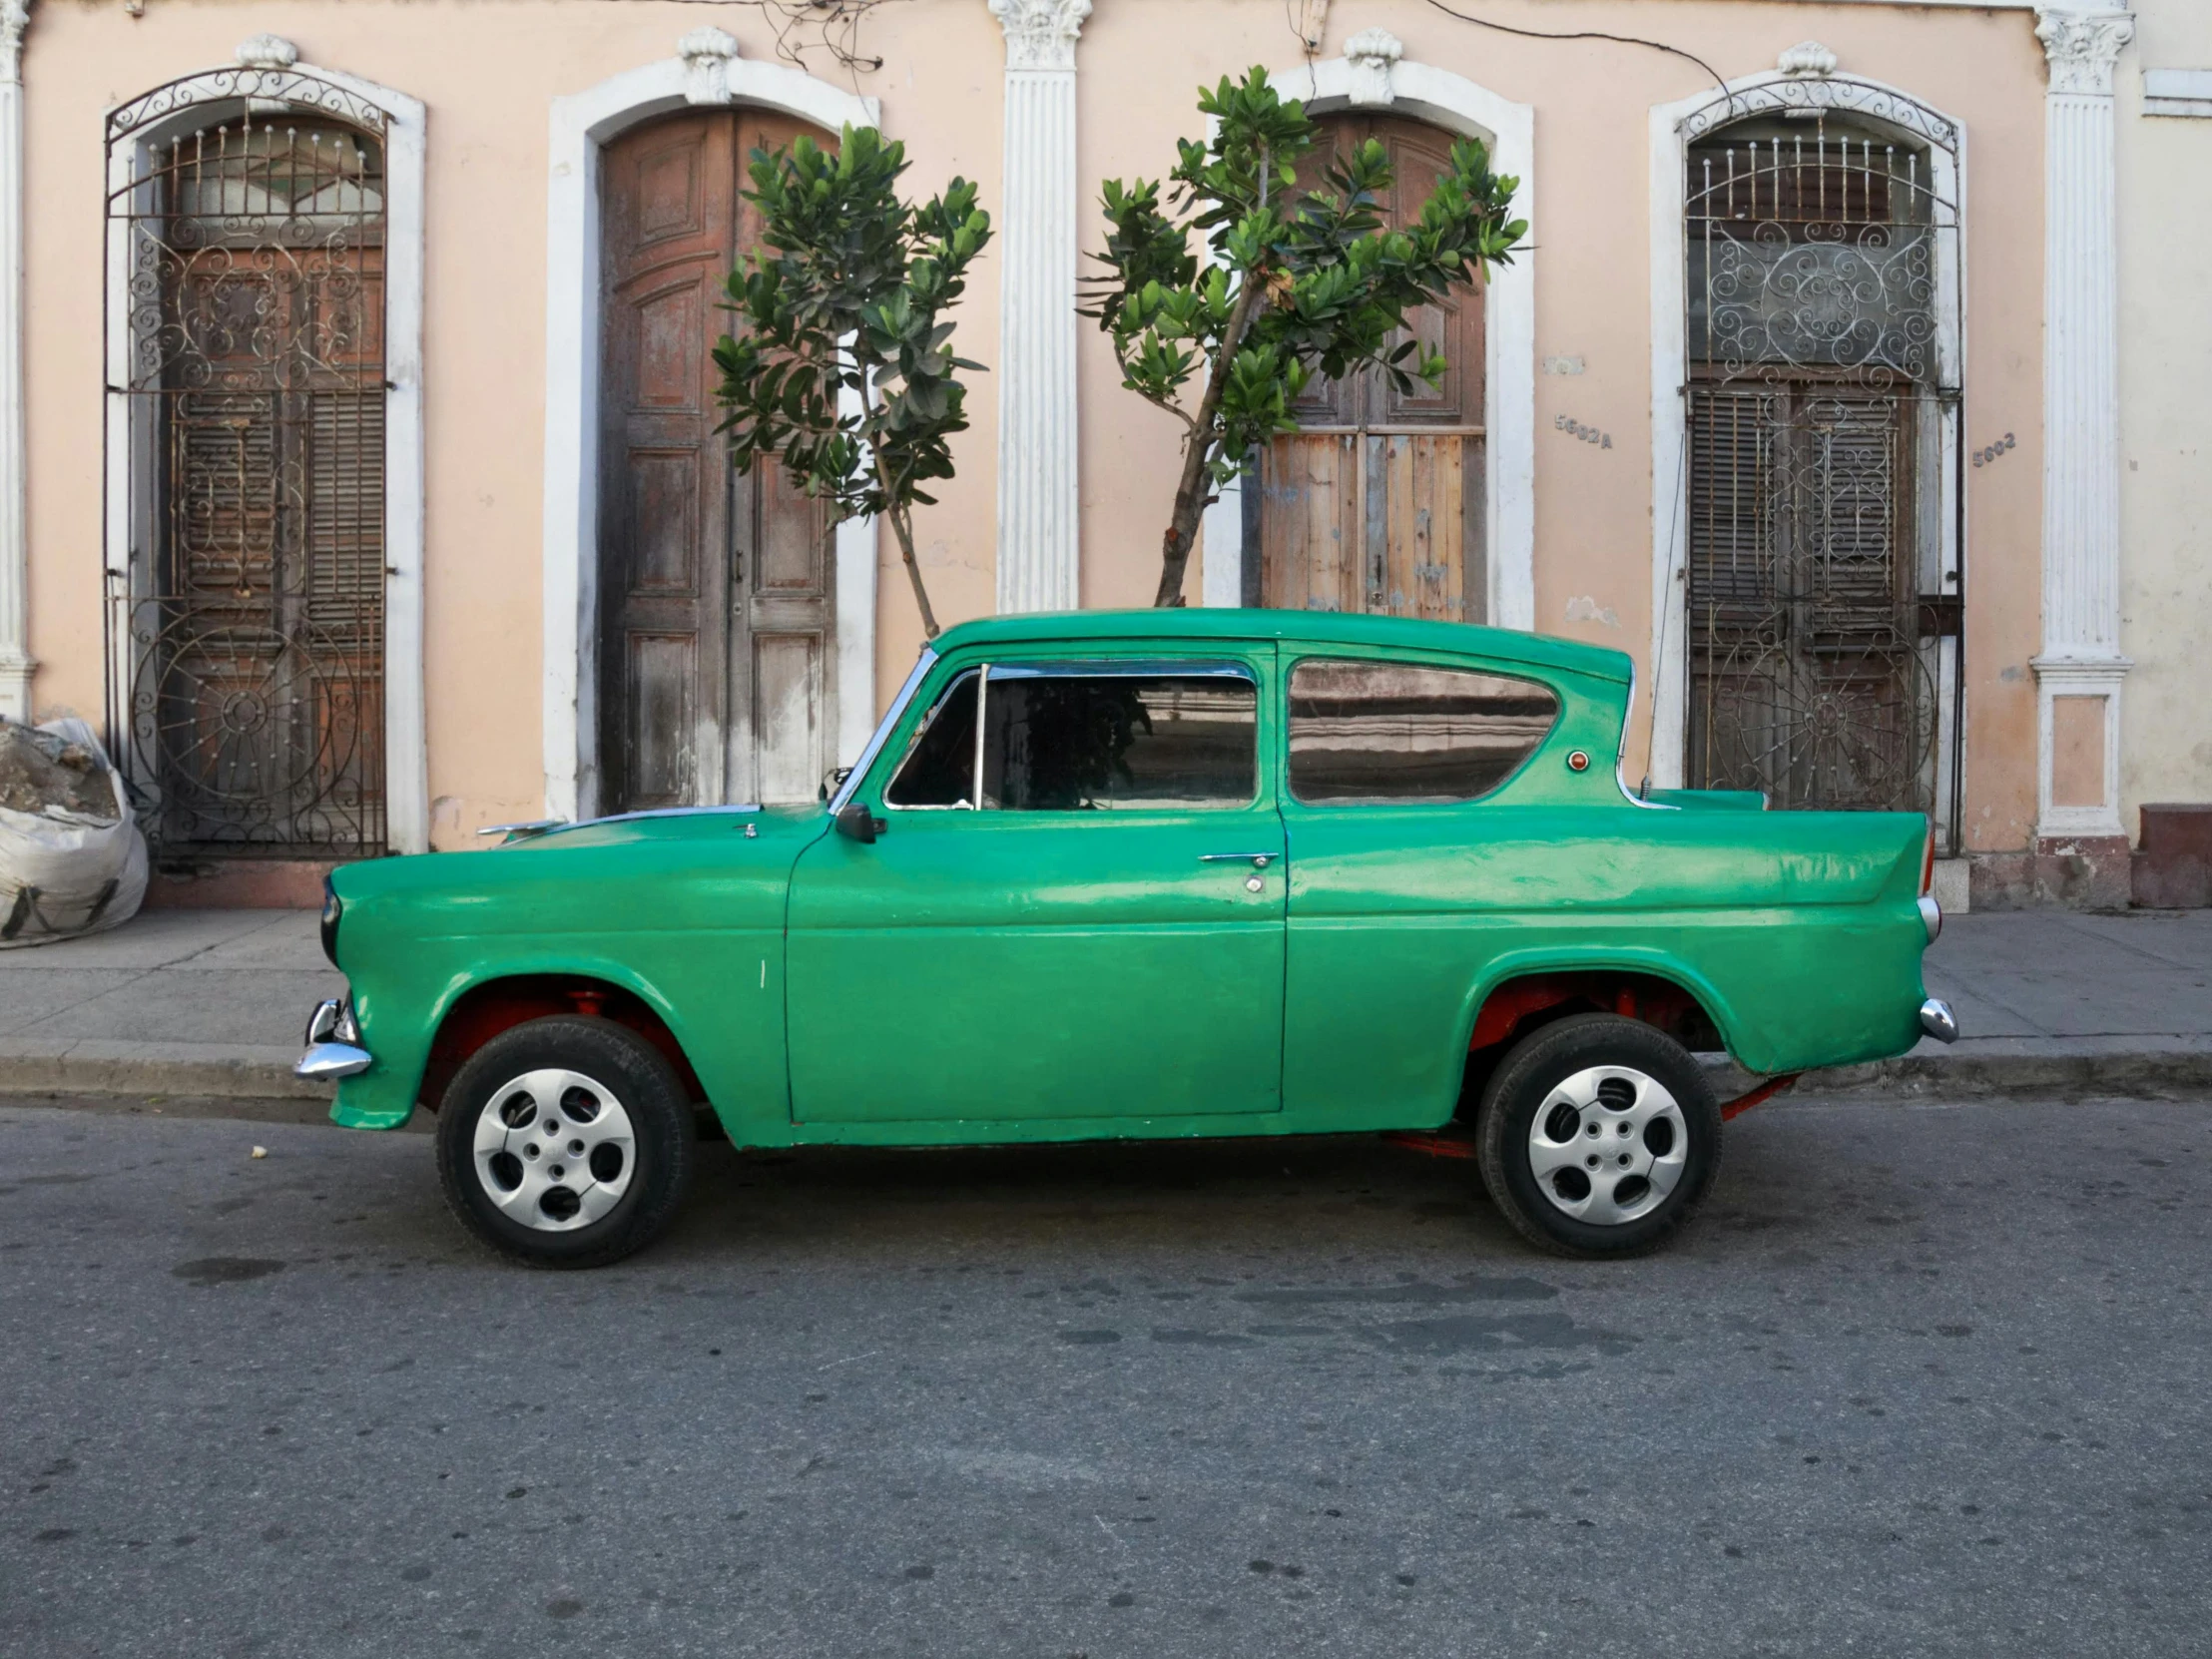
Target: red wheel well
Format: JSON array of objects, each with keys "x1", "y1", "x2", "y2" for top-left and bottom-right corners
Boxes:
[
  {"x1": 419, "y1": 975, "x2": 706, "y2": 1110},
  {"x1": 1467, "y1": 971, "x2": 1723, "y2": 1060}
]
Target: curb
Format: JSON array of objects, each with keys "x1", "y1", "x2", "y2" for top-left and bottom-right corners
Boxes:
[
  {"x1": 0, "y1": 1043, "x2": 332, "y2": 1102},
  {"x1": 1711, "y1": 1048, "x2": 2212, "y2": 1103},
  {"x1": 1, "y1": 1046, "x2": 2208, "y2": 1114}
]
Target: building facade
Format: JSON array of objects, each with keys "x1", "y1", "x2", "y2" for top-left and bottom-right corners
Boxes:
[{"x1": 0, "y1": 0, "x2": 2193, "y2": 907}]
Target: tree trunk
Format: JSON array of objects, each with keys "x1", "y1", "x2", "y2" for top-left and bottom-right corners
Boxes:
[
  {"x1": 1153, "y1": 272, "x2": 1269, "y2": 608},
  {"x1": 871, "y1": 445, "x2": 940, "y2": 639}
]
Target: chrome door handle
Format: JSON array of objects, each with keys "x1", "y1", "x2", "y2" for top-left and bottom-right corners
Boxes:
[{"x1": 1200, "y1": 852, "x2": 1275, "y2": 867}]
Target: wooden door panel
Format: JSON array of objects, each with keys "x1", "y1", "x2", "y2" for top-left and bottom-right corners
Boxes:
[
  {"x1": 752, "y1": 634, "x2": 823, "y2": 806},
  {"x1": 624, "y1": 632, "x2": 698, "y2": 809},
  {"x1": 626, "y1": 452, "x2": 701, "y2": 592},
  {"x1": 1257, "y1": 114, "x2": 1486, "y2": 621}
]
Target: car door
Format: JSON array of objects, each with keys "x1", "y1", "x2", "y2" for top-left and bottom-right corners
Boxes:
[
  {"x1": 1279, "y1": 652, "x2": 1564, "y2": 1125},
  {"x1": 786, "y1": 652, "x2": 1288, "y2": 1126}
]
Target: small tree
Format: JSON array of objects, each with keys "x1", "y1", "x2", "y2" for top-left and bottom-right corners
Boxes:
[
  {"x1": 1084, "y1": 69, "x2": 1527, "y2": 607},
  {"x1": 715, "y1": 126, "x2": 991, "y2": 639}
]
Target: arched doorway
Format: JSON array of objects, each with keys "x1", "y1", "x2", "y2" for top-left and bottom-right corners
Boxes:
[
  {"x1": 1256, "y1": 113, "x2": 1486, "y2": 622},
  {"x1": 596, "y1": 109, "x2": 835, "y2": 813},
  {"x1": 107, "y1": 106, "x2": 391, "y2": 855},
  {"x1": 1679, "y1": 108, "x2": 1960, "y2": 821}
]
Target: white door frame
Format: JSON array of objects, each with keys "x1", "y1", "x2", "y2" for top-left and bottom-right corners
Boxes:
[
  {"x1": 541, "y1": 36, "x2": 879, "y2": 822},
  {"x1": 1647, "y1": 65, "x2": 1967, "y2": 810},
  {"x1": 102, "y1": 42, "x2": 429, "y2": 851},
  {"x1": 1205, "y1": 35, "x2": 1535, "y2": 633}
]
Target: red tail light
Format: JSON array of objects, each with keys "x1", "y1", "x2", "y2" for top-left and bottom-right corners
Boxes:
[{"x1": 1921, "y1": 820, "x2": 1936, "y2": 896}]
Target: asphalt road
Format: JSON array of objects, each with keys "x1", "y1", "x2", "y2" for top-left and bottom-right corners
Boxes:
[{"x1": 2, "y1": 1093, "x2": 2208, "y2": 1659}]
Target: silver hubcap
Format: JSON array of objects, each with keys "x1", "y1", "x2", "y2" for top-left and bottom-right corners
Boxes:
[
  {"x1": 1526, "y1": 1065, "x2": 1689, "y2": 1227},
  {"x1": 471, "y1": 1068, "x2": 636, "y2": 1233}
]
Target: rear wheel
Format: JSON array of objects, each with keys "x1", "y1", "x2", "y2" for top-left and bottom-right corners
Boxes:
[
  {"x1": 435, "y1": 1016, "x2": 694, "y2": 1269},
  {"x1": 1475, "y1": 1013, "x2": 1721, "y2": 1259}
]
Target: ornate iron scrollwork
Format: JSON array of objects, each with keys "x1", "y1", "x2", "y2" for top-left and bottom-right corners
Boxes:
[{"x1": 105, "y1": 88, "x2": 388, "y2": 856}]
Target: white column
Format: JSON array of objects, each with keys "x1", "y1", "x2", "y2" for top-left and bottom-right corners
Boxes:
[
  {"x1": 2032, "y1": 5, "x2": 2134, "y2": 842},
  {"x1": 986, "y1": 0, "x2": 1088, "y2": 613},
  {"x1": 0, "y1": 0, "x2": 30, "y2": 721}
]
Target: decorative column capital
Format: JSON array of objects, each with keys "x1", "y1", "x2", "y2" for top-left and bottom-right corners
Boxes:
[
  {"x1": 678, "y1": 27, "x2": 741, "y2": 106},
  {"x1": 987, "y1": 0, "x2": 1091, "y2": 74},
  {"x1": 0, "y1": 2, "x2": 27, "y2": 87},
  {"x1": 2034, "y1": 7, "x2": 2135, "y2": 97}
]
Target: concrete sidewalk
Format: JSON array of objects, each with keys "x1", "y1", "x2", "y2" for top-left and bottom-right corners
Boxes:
[{"x1": 0, "y1": 905, "x2": 2205, "y2": 1104}]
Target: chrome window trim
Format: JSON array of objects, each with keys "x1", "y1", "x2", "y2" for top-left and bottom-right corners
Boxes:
[
  {"x1": 830, "y1": 649, "x2": 938, "y2": 815},
  {"x1": 1614, "y1": 662, "x2": 1678, "y2": 811},
  {"x1": 984, "y1": 659, "x2": 1258, "y2": 682},
  {"x1": 882, "y1": 665, "x2": 980, "y2": 812}
]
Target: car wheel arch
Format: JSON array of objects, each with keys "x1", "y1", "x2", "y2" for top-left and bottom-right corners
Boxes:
[
  {"x1": 420, "y1": 972, "x2": 707, "y2": 1114},
  {"x1": 1456, "y1": 960, "x2": 1737, "y2": 1085}
]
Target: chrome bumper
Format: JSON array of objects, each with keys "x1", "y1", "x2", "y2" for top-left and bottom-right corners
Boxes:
[
  {"x1": 1919, "y1": 997, "x2": 1958, "y2": 1044},
  {"x1": 296, "y1": 997, "x2": 372, "y2": 1080}
]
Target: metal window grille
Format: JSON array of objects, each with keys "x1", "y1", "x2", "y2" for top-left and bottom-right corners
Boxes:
[
  {"x1": 1683, "y1": 111, "x2": 1962, "y2": 831},
  {"x1": 105, "y1": 73, "x2": 389, "y2": 857}
]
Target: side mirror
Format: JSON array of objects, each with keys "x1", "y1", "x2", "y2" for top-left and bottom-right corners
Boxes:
[
  {"x1": 819, "y1": 765, "x2": 851, "y2": 803},
  {"x1": 834, "y1": 801, "x2": 886, "y2": 843}
]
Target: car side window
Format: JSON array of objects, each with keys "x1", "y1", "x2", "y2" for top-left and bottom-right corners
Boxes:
[
  {"x1": 884, "y1": 670, "x2": 980, "y2": 808},
  {"x1": 983, "y1": 667, "x2": 1258, "y2": 811},
  {"x1": 1288, "y1": 657, "x2": 1560, "y2": 805}
]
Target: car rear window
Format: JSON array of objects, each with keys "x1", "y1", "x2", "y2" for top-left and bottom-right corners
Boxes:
[{"x1": 1288, "y1": 658, "x2": 1561, "y2": 805}]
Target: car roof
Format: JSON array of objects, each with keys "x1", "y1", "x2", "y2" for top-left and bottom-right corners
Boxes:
[{"x1": 929, "y1": 608, "x2": 1633, "y2": 685}]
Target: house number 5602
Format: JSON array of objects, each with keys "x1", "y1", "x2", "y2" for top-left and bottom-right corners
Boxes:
[
  {"x1": 1554, "y1": 414, "x2": 1613, "y2": 450},
  {"x1": 1973, "y1": 432, "x2": 2016, "y2": 467}
]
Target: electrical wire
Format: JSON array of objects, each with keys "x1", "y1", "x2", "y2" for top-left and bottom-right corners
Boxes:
[{"x1": 1416, "y1": 0, "x2": 1737, "y2": 117}]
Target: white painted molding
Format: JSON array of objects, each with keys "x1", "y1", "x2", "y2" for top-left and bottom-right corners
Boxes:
[
  {"x1": 987, "y1": 0, "x2": 1087, "y2": 613},
  {"x1": 234, "y1": 34, "x2": 298, "y2": 71},
  {"x1": 2032, "y1": 4, "x2": 2133, "y2": 839},
  {"x1": 1778, "y1": 41, "x2": 1838, "y2": 79},
  {"x1": 1344, "y1": 28, "x2": 1402, "y2": 108},
  {"x1": 100, "y1": 56, "x2": 428, "y2": 851},
  {"x1": 678, "y1": 27, "x2": 741, "y2": 107},
  {"x1": 986, "y1": 0, "x2": 1090, "y2": 74},
  {"x1": 541, "y1": 46, "x2": 879, "y2": 822},
  {"x1": 1218, "y1": 54, "x2": 1535, "y2": 634},
  {"x1": 0, "y1": 0, "x2": 30, "y2": 721},
  {"x1": 2031, "y1": 655, "x2": 2129, "y2": 837},
  {"x1": 1647, "y1": 69, "x2": 1966, "y2": 793},
  {"x1": 2143, "y1": 69, "x2": 2212, "y2": 120}
]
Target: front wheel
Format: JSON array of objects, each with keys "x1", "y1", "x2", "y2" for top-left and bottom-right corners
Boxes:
[
  {"x1": 1475, "y1": 1013, "x2": 1721, "y2": 1259},
  {"x1": 435, "y1": 1016, "x2": 695, "y2": 1269}
]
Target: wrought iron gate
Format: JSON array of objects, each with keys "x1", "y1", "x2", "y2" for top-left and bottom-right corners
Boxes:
[
  {"x1": 105, "y1": 71, "x2": 389, "y2": 856},
  {"x1": 1683, "y1": 105, "x2": 1962, "y2": 830}
]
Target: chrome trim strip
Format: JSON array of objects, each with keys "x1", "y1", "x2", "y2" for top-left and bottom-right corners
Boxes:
[
  {"x1": 1612, "y1": 660, "x2": 1678, "y2": 810},
  {"x1": 830, "y1": 649, "x2": 937, "y2": 815},
  {"x1": 295, "y1": 1041, "x2": 373, "y2": 1081},
  {"x1": 972, "y1": 664, "x2": 989, "y2": 811},
  {"x1": 984, "y1": 659, "x2": 1258, "y2": 681},
  {"x1": 1919, "y1": 997, "x2": 1958, "y2": 1043},
  {"x1": 477, "y1": 819, "x2": 565, "y2": 839}
]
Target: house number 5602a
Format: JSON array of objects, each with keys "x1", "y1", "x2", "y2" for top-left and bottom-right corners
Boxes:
[
  {"x1": 1555, "y1": 414, "x2": 1613, "y2": 449},
  {"x1": 1973, "y1": 432, "x2": 2016, "y2": 467}
]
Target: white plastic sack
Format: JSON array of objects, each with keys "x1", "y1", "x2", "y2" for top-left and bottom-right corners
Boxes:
[{"x1": 0, "y1": 716, "x2": 148, "y2": 948}]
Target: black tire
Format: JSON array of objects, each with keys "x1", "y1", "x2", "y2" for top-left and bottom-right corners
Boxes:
[
  {"x1": 1475, "y1": 1012, "x2": 1721, "y2": 1259},
  {"x1": 435, "y1": 1015, "x2": 695, "y2": 1269}
]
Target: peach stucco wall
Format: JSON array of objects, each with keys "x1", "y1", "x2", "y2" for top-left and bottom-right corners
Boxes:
[{"x1": 19, "y1": 0, "x2": 2050, "y2": 851}]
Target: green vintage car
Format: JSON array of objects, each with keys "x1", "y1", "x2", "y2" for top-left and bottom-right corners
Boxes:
[{"x1": 298, "y1": 610, "x2": 1953, "y2": 1266}]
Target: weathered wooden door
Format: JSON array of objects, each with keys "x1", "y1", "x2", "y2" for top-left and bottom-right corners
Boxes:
[
  {"x1": 598, "y1": 111, "x2": 836, "y2": 813},
  {"x1": 1258, "y1": 115, "x2": 1486, "y2": 622}
]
